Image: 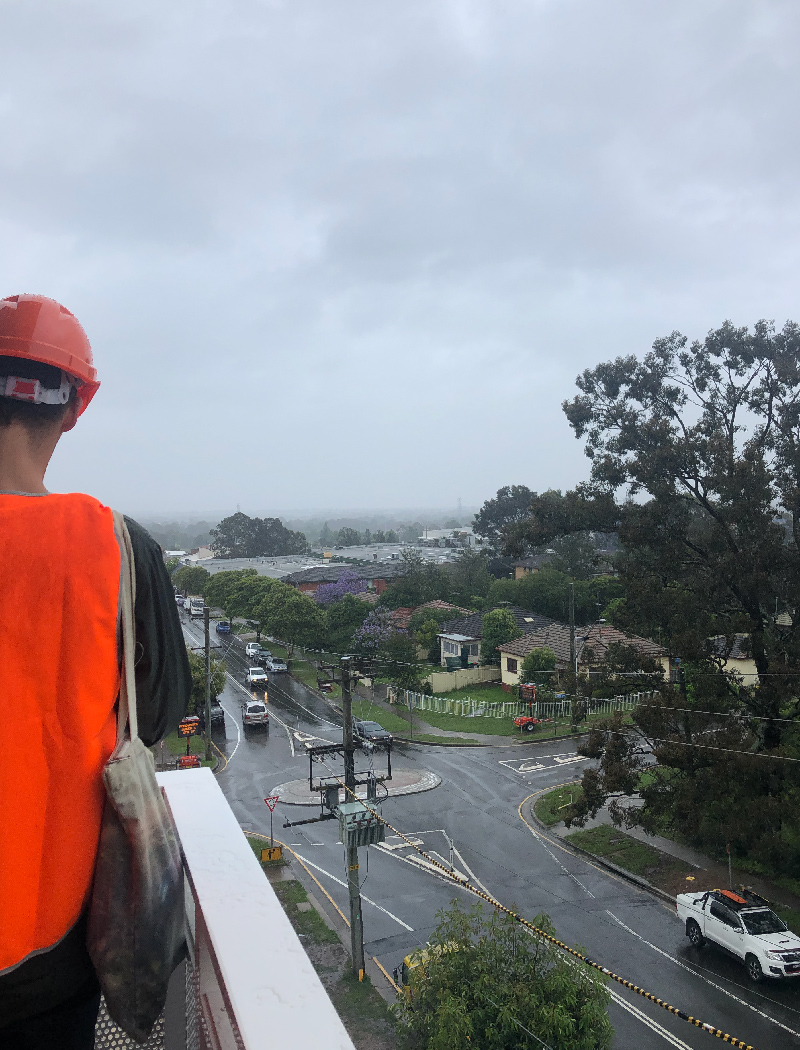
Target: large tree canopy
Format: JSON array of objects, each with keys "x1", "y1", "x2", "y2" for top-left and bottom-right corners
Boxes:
[
  {"x1": 531, "y1": 320, "x2": 800, "y2": 881},
  {"x1": 472, "y1": 484, "x2": 534, "y2": 546},
  {"x1": 396, "y1": 899, "x2": 611, "y2": 1050},
  {"x1": 558, "y1": 320, "x2": 800, "y2": 747},
  {"x1": 210, "y1": 512, "x2": 308, "y2": 558}
]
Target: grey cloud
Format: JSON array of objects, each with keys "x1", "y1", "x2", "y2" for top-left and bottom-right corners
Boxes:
[{"x1": 1, "y1": 0, "x2": 799, "y2": 513}]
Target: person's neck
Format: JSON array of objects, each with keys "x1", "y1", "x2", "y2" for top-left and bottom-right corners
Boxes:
[{"x1": 0, "y1": 423, "x2": 58, "y2": 494}]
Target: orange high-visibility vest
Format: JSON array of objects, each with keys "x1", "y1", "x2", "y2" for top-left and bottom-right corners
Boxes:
[{"x1": 0, "y1": 493, "x2": 121, "y2": 973}]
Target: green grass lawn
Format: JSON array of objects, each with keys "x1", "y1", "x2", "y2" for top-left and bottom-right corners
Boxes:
[
  {"x1": 278, "y1": 644, "x2": 342, "y2": 698},
  {"x1": 162, "y1": 730, "x2": 216, "y2": 767},
  {"x1": 567, "y1": 824, "x2": 661, "y2": 876},
  {"x1": 534, "y1": 783, "x2": 584, "y2": 826},
  {"x1": 411, "y1": 709, "x2": 518, "y2": 736},
  {"x1": 349, "y1": 699, "x2": 412, "y2": 736},
  {"x1": 432, "y1": 683, "x2": 511, "y2": 705},
  {"x1": 566, "y1": 824, "x2": 695, "y2": 885}
]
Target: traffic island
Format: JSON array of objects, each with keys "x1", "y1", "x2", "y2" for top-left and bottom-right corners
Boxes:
[{"x1": 271, "y1": 768, "x2": 441, "y2": 805}]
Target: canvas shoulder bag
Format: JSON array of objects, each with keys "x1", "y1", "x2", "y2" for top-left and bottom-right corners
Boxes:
[{"x1": 87, "y1": 510, "x2": 186, "y2": 1043}]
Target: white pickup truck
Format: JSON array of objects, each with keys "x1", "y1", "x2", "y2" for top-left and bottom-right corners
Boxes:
[
  {"x1": 245, "y1": 666, "x2": 269, "y2": 688},
  {"x1": 676, "y1": 888, "x2": 800, "y2": 982}
]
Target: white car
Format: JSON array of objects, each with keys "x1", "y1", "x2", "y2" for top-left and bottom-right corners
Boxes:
[
  {"x1": 245, "y1": 666, "x2": 268, "y2": 688},
  {"x1": 266, "y1": 657, "x2": 288, "y2": 673},
  {"x1": 676, "y1": 888, "x2": 800, "y2": 982},
  {"x1": 245, "y1": 642, "x2": 261, "y2": 659},
  {"x1": 241, "y1": 698, "x2": 269, "y2": 729}
]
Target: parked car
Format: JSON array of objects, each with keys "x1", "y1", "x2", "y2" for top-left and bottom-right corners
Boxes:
[
  {"x1": 676, "y1": 888, "x2": 800, "y2": 982},
  {"x1": 216, "y1": 620, "x2": 231, "y2": 634},
  {"x1": 246, "y1": 666, "x2": 269, "y2": 688},
  {"x1": 245, "y1": 642, "x2": 261, "y2": 659},
  {"x1": 241, "y1": 698, "x2": 269, "y2": 730},
  {"x1": 353, "y1": 719, "x2": 392, "y2": 748},
  {"x1": 266, "y1": 657, "x2": 288, "y2": 673}
]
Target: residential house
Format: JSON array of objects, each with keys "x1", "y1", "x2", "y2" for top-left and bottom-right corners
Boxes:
[
  {"x1": 390, "y1": 599, "x2": 471, "y2": 631},
  {"x1": 437, "y1": 606, "x2": 555, "y2": 668},
  {"x1": 498, "y1": 621, "x2": 668, "y2": 689},
  {"x1": 708, "y1": 635, "x2": 758, "y2": 680},
  {"x1": 511, "y1": 554, "x2": 553, "y2": 580}
]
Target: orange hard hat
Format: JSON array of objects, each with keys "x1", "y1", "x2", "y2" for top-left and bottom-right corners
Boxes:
[{"x1": 0, "y1": 294, "x2": 99, "y2": 414}]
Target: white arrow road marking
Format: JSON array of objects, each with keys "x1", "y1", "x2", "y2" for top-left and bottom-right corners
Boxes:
[
  {"x1": 294, "y1": 855, "x2": 413, "y2": 931},
  {"x1": 606, "y1": 911, "x2": 800, "y2": 1038}
]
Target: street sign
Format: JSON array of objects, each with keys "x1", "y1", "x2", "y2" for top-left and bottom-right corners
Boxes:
[
  {"x1": 178, "y1": 755, "x2": 201, "y2": 769},
  {"x1": 178, "y1": 716, "x2": 201, "y2": 737},
  {"x1": 261, "y1": 846, "x2": 283, "y2": 863},
  {"x1": 264, "y1": 796, "x2": 279, "y2": 811}
]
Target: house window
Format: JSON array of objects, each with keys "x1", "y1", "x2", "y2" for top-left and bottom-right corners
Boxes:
[
  {"x1": 469, "y1": 644, "x2": 479, "y2": 657},
  {"x1": 506, "y1": 658, "x2": 518, "y2": 674},
  {"x1": 442, "y1": 640, "x2": 459, "y2": 656}
]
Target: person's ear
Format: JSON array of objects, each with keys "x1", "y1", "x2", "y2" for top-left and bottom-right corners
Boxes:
[{"x1": 60, "y1": 397, "x2": 82, "y2": 433}]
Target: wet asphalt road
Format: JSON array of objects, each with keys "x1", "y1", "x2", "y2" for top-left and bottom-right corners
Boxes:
[{"x1": 181, "y1": 614, "x2": 800, "y2": 1050}]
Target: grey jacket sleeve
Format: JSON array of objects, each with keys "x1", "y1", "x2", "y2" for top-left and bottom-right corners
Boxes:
[{"x1": 124, "y1": 516, "x2": 191, "y2": 746}]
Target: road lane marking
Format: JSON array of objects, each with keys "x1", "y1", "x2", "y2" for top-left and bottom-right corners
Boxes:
[
  {"x1": 607, "y1": 910, "x2": 800, "y2": 1038},
  {"x1": 605, "y1": 987, "x2": 694, "y2": 1050},
  {"x1": 294, "y1": 854, "x2": 414, "y2": 931},
  {"x1": 499, "y1": 754, "x2": 589, "y2": 776},
  {"x1": 181, "y1": 621, "x2": 242, "y2": 768}
]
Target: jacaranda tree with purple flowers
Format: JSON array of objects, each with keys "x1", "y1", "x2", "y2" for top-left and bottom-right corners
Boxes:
[
  {"x1": 315, "y1": 569, "x2": 368, "y2": 606},
  {"x1": 351, "y1": 606, "x2": 396, "y2": 656}
]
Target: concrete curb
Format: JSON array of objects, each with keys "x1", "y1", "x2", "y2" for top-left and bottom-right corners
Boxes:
[
  {"x1": 524, "y1": 794, "x2": 675, "y2": 906},
  {"x1": 393, "y1": 735, "x2": 486, "y2": 747}
]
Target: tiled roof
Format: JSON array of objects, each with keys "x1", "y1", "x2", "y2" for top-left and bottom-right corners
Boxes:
[
  {"x1": 499, "y1": 621, "x2": 666, "y2": 666},
  {"x1": 709, "y1": 634, "x2": 752, "y2": 661},
  {"x1": 439, "y1": 606, "x2": 555, "y2": 641},
  {"x1": 417, "y1": 599, "x2": 471, "y2": 616},
  {"x1": 390, "y1": 607, "x2": 416, "y2": 629},
  {"x1": 499, "y1": 624, "x2": 574, "y2": 663},
  {"x1": 579, "y1": 622, "x2": 666, "y2": 661}
]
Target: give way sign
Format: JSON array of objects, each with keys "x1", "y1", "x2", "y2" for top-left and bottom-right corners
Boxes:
[{"x1": 263, "y1": 796, "x2": 279, "y2": 811}]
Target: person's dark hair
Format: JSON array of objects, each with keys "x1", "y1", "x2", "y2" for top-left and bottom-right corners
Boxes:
[{"x1": 0, "y1": 355, "x2": 77, "y2": 431}]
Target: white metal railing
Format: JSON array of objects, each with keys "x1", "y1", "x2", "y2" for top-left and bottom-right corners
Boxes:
[
  {"x1": 402, "y1": 689, "x2": 654, "y2": 720},
  {"x1": 95, "y1": 768, "x2": 356, "y2": 1050}
]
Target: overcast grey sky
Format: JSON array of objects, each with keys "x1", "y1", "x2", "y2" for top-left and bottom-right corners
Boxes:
[{"x1": 2, "y1": 1, "x2": 799, "y2": 517}]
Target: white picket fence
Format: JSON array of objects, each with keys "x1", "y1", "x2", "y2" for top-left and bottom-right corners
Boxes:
[{"x1": 402, "y1": 690, "x2": 654, "y2": 720}]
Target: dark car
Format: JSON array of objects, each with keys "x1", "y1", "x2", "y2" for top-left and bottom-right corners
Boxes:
[
  {"x1": 209, "y1": 699, "x2": 225, "y2": 727},
  {"x1": 253, "y1": 646, "x2": 273, "y2": 666},
  {"x1": 215, "y1": 620, "x2": 231, "y2": 634},
  {"x1": 353, "y1": 719, "x2": 393, "y2": 748}
]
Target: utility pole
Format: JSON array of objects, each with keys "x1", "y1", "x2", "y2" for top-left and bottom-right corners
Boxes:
[
  {"x1": 204, "y1": 606, "x2": 212, "y2": 762},
  {"x1": 341, "y1": 657, "x2": 365, "y2": 979},
  {"x1": 569, "y1": 581, "x2": 576, "y2": 673}
]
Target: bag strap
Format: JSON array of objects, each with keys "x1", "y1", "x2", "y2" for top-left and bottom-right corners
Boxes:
[{"x1": 112, "y1": 509, "x2": 139, "y2": 748}]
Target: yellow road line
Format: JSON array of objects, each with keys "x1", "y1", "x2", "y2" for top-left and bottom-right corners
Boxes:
[{"x1": 372, "y1": 955, "x2": 401, "y2": 994}]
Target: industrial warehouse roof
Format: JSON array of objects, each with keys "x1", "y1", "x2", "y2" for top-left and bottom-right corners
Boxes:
[{"x1": 282, "y1": 561, "x2": 409, "y2": 586}]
